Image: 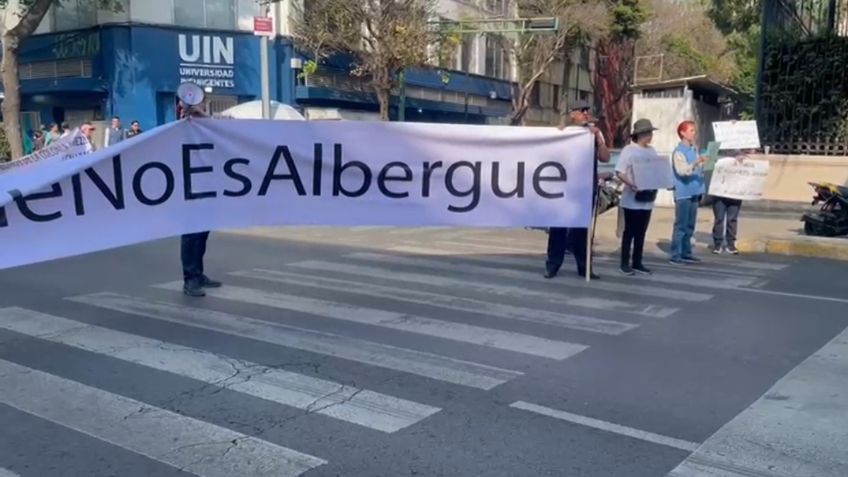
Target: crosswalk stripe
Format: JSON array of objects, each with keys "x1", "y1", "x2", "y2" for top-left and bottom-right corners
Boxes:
[
  {"x1": 232, "y1": 269, "x2": 639, "y2": 336},
  {"x1": 510, "y1": 401, "x2": 699, "y2": 452},
  {"x1": 0, "y1": 359, "x2": 326, "y2": 477},
  {"x1": 389, "y1": 246, "x2": 760, "y2": 289},
  {"x1": 287, "y1": 260, "x2": 680, "y2": 318},
  {"x1": 153, "y1": 282, "x2": 588, "y2": 361},
  {"x1": 0, "y1": 469, "x2": 19, "y2": 477},
  {"x1": 343, "y1": 252, "x2": 714, "y2": 302},
  {"x1": 69, "y1": 292, "x2": 521, "y2": 390},
  {"x1": 0, "y1": 307, "x2": 440, "y2": 434}
]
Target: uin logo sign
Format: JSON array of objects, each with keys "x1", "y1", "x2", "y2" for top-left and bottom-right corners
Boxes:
[{"x1": 178, "y1": 34, "x2": 236, "y2": 89}]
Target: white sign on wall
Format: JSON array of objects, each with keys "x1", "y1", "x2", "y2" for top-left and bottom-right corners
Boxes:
[
  {"x1": 178, "y1": 34, "x2": 236, "y2": 89},
  {"x1": 0, "y1": 119, "x2": 596, "y2": 270},
  {"x1": 709, "y1": 157, "x2": 770, "y2": 201},
  {"x1": 712, "y1": 121, "x2": 761, "y2": 150}
]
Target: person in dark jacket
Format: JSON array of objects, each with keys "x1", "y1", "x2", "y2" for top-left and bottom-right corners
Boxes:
[{"x1": 544, "y1": 100, "x2": 611, "y2": 280}]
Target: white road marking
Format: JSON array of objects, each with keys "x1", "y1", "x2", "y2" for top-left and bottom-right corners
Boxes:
[
  {"x1": 666, "y1": 326, "x2": 848, "y2": 477},
  {"x1": 731, "y1": 287, "x2": 848, "y2": 304},
  {"x1": 389, "y1": 246, "x2": 758, "y2": 289},
  {"x1": 153, "y1": 282, "x2": 588, "y2": 361},
  {"x1": 69, "y1": 292, "x2": 521, "y2": 390},
  {"x1": 231, "y1": 268, "x2": 639, "y2": 335},
  {"x1": 287, "y1": 260, "x2": 680, "y2": 318},
  {"x1": 0, "y1": 359, "x2": 326, "y2": 477},
  {"x1": 0, "y1": 469, "x2": 20, "y2": 477},
  {"x1": 0, "y1": 307, "x2": 439, "y2": 433},
  {"x1": 344, "y1": 252, "x2": 714, "y2": 302},
  {"x1": 510, "y1": 401, "x2": 699, "y2": 452}
]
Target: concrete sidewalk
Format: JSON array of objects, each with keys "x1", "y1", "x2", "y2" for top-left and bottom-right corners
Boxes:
[{"x1": 593, "y1": 205, "x2": 848, "y2": 261}]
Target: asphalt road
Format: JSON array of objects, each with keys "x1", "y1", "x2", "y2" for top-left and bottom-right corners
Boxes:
[{"x1": 0, "y1": 227, "x2": 846, "y2": 477}]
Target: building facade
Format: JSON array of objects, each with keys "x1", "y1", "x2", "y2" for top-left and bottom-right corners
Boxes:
[{"x1": 0, "y1": 0, "x2": 592, "y2": 132}]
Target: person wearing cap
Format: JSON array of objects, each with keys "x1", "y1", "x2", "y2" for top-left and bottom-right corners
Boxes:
[
  {"x1": 544, "y1": 99, "x2": 611, "y2": 280},
  {"x1": 615, "y1": 119, "x2": 660, "y2": 275},
  {"x1": 177, "y1": 101, "x2": 222, "y2": 297}
]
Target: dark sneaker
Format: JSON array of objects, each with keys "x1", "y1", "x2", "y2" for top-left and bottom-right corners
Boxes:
[
  {"x1": 632, "y1": 265, "x2": 652, "y2": 275},
  {"x1": 682, "y1": 256, "x2": 702, "y2": 263},
  {"x1": 183, "y1": 281, "x2": 206, "y2": 297},
  {"x1": 543, "y1": 269, "x2": 558, "y2": 279},
  {"x1": 712, "y1": 245, "x2": 722, "y2": 254},
  {"x1": 578, "y1": 270, "x2": 601, "y2": 280},
  {"x1": 619, "y1": 265, "x2": 635, "y2": 276},
  {"x1": 669, "y1": 258, "x2": 684, "y2": 265},
  {"x1": 726, "y1": 245, "x2": 739, "y2": 255},
  {"x1": 200, "y1": 275, "x2": 222, "y2": 288}
]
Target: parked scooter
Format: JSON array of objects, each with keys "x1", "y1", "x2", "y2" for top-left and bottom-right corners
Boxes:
[{"x1": 800, "y1": 181, "x2": 848, "y2": 237}]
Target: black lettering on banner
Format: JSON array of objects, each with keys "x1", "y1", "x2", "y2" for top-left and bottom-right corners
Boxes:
[
  {"x1": 533, "y1": 161, "x2": 567, "y2": 199},
  {"x1": 71, "y1": 155, "x2": 125, "y2": 216},
  {"x1": 132, "y1": 162, "x2": 175, "y2": 206},
  {"x1": 259, "y1": 146, "x2": 306, "y2": 196},
  {"x1": 332, "y1": 144, "x2": 372, "y2": 197},
  {"x1": 223, "y1": 158, "x2": 252, "y2": 197},
  {"x1": 377, "y1": 161, "x2": 413, "y2": 199},
  {"x1": 445, "y1": 161, "x2": 481, "y2": 213},
  {"x1": 313, "y1": 143, "x2": 323, "y2": 196},
  {"x1": 422, "y1": 161, "x2": 443, "y2": 197},
  {"x1": 10, "y1": 184, "x2": 63, "y2": 223},
  {"x1": 182, "y1": 143, "x2": 217, "y2": 200},
  {"x1": 0, "y1": 205, "x2": 6, "y2": 228},
  {"x1": 491, "y1": 162, "x2": 525, "y2": 198}
]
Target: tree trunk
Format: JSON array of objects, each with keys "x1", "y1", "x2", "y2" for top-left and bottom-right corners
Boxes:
[
  {"x1": 376, "y1": 87, "x2": 390, "y2": 121},
  {"x1": 1, "y1": 0, "x2": 57, "y2": 160},
  {"x1": 2, "y1": 35, "x2": 24, "y2": 160},
  {"x1": 594, "y1": 38, "x2": 634, "y2": 148}
]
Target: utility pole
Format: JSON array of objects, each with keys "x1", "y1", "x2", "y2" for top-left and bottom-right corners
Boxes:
[{"x1": 257, "y1": 1, "x2": 274, "y2": 119}]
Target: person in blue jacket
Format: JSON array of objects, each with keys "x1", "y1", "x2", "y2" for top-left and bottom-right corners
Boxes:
[{"x1": 669, "y1": 120, "x2": 708, "y2": 264}]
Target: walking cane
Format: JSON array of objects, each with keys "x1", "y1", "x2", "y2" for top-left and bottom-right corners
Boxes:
[{"x1": 585, "y1": 185, "x2": 601, "y2": 283}]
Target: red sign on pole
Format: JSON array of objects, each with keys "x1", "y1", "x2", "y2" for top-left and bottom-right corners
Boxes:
[{"x1": 253, "y1": 17, "x2": 274, "y2": 37}]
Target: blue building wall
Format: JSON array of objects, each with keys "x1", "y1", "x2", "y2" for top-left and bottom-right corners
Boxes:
[{"x1": 10, "y1": 24, "x2": 509, "y2": 130}]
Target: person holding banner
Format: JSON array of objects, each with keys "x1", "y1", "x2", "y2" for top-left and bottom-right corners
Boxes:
[
  {"x1": 669, "y1": 121, "x2": 708, "y2": 265},
  {"x1": 615, "y1": 119, "x2": 660, "y2": 275},
  {"x1": 178, "y1": 101, "x2": 222, "y2": 297},
  {"x1": 544, "y1": 100, "x2": 610, "y2": 280}
]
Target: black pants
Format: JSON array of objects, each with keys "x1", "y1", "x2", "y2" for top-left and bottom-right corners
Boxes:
[
  {"x1": 546, "y1": 227, "x2": 589, "y2": 275},
  {"x1": 181, "y1": 231, "x2": 210, "y2": 283},
  {"x1": 712, "y1": 197, "x2": 742, "y2": 247},
  {"x1": 620, "y1": 208, "x2": 652, "y2": 268}
]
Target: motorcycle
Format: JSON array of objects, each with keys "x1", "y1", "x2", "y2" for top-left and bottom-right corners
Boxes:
[{"x1": 800, "y1": 181, "x2": 848, "y2": 237}]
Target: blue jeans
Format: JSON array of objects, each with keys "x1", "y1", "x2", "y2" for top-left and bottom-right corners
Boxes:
[{"x1": 671, "y1": 197, "x2": 699, "y2": 261}]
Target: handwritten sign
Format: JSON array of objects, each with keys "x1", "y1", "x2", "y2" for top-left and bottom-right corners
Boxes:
[
  {"x1": 631, "y1": 153, "x2": 674, "y2": 190},
  {"x1": 709, "y1": 157, "x2": 769, "y2": 201},
  {"x1": 712, "y1": 121, "x2": 761, "y2": 150}
]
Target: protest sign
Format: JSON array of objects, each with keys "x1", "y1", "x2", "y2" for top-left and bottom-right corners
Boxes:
[
  {"x1": 709, "y1": 157, "x2": 770, "y2": 201},
  {"x1": 712, "y1": 121, "x2": 761, "y2": 150},
  {"x1": 631, "y1": 153, "x2": 674, "y2": 190},
  {"x1": 0, "y1": 119, "x2": 595, "y2": 270}
]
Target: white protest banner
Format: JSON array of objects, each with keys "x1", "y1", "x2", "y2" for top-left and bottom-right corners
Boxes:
[
  {"x1": 709, "y1": 157, "x2": 770, "y2": 201},
  {"x1": 0, "y1": 129, "x2": 95, "y2": 198},
  {"x1": 631, "y1": 153, "x2": 674, "y2": 190},
  {"x1": 0, "y1": 119, "x2": 594, "y2": 270},
  {"x1": 712, "y1": 121, "x2": 761, "y2": 150}
]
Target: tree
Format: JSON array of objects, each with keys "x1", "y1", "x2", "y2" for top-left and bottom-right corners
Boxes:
[
  {"x1": 505, "y1": 0, "x2": 609, "y2": 125},
  {"x1": 292, "y1": 0, "x2": 436, "y2": 121},
  {"x1": 0, "y1": 0, "x2": 122, "y2": 160},
  {"x1": 636, "y1": 0, "x2": 736, "y2": 82},
  {"x1": 593, "y1": 0, "x2": 647, "y2": 146},
  {"x1": 706, "y1": 0, "x2": 761, "y2": 116}
]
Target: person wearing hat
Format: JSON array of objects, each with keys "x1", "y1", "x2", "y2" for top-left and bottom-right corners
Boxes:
[
  {"x1": 544, "y1": 99, "x2": 611, "y2": 280},
  {"x1": 615, "y1": 118, "x2": 660, "y2": 275}
]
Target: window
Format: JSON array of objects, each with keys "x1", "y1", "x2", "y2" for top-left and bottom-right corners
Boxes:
[
  {"x1": 54, "y1": 0, "x2": 97, "y2": 31},
  {"x1": 552, "y1": 84, "x2": 561, "y2": 112},
  {"x1": 175, "y1": 0, "x2": 236, "y2": 29},
  {"x1": 579, "y1": 45, "x2": 591, "y2": 69},
  {"x1": 485, "y1": 34, "x2": 508, "y2": 80},
  {"x1": 460, "y1": 36, "x2": 473, "y2": 72},
  {"x1": 529, "y1": 83, "x2": 541, "y2": 107}
]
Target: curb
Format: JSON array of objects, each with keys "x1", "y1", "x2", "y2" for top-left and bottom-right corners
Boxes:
[{"x1": 738, "y1": 235, "x2": 848, "y2": 260}]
